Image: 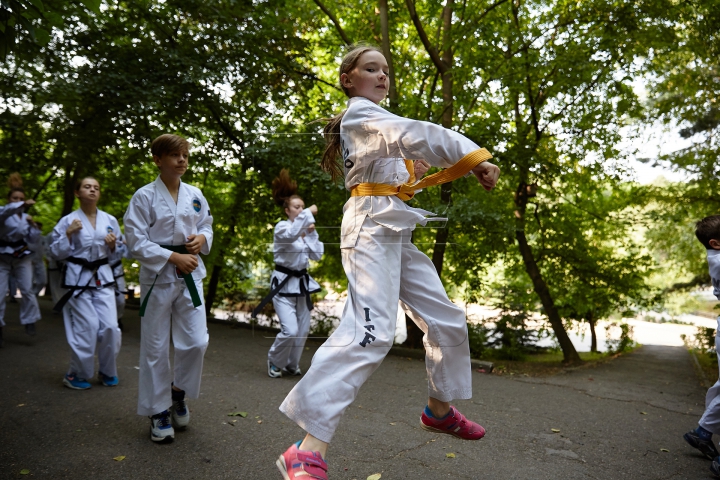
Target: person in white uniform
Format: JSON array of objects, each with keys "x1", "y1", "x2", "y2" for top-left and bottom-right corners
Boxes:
[
  {"x1": 124, "y1": 134, "x2": 213, "y2": 443},
  {"x1": 685, "y1": 215, "x2": 720, "y2": 475},
  {"x1": 28, "y1": 221, "x2": 47, "y2": 296},
  {"x1": 0, "y1": 173, "x2": 42, "y2": 347},
  {"x1": 252, "y1": 169, "x2": 324, "y2": 378},
  {"x1": 108, "y1": 232, "x2": 130, "y2": 331},
  {"x1": 49, "y1": 177, "x2": 122, "y2": 390},
  {"x1": 275, "y1": 46, "x2": 501, "y2": 480}
]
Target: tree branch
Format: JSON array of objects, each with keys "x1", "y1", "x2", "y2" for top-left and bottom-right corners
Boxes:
[
  {"x1": 405, "y1": 0, "x2": 447, "y2": 73},
  {"x1": 312, "y1": 0, "x2": 352, "y2": 46}
]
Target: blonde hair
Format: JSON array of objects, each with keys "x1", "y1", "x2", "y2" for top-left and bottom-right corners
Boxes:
[
  {"x1": 7, "y1": 172, "x2": 24, "y2": 199},
  {"x1": 271, "y1": 169, "x2": 301, "y2": 209},
  {"x1": 321, "y1": 44, "x2": 383, "y2": 182},
  {"x1": 151, "y1": 134, "x2": 190, "y2": 158}
]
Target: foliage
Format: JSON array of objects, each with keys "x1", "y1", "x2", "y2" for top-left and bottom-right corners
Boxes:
[{"x1": 604, "y1": 321, "x2": 636, "y2": 354}]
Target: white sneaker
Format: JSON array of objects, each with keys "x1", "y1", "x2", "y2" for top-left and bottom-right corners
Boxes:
[
  {"x1": 172, "y1": 398, "x2": 190, "y2": 429},
  {"x1": 282, "y1": 366, "x2": 302, "y2": 376},
  {"x1": 268, "y1": 359, "x2": 282, "y2": 378},
  {"x1": 150, "y1": 410, "x2": 175, "y2": 442}
]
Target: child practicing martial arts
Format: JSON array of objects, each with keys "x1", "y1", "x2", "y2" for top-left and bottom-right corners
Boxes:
[
  {"x1": 275, "y1": 45, "x2": 500, "y2": 480},
  {"x1": 124, "y1": 134, "x2": 213, "y2": 443},
  {"x1": 252, "y1": 169, "x2": 324, "y2": 378},
  {"x1": 49, "y1": 177, "x2": 122, "y2": 389},
  {"x1": 0, "y1": 173, "x2": 42, "y2": 347},
  {"x1": 685, "y1": 215, "x2": 720, "y2": 476}
]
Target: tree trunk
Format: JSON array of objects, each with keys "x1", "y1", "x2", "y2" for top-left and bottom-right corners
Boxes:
[
  {"x1": 204, "y1": 264, "x2": 222, "y2": 317},
  {"x1": 586, "y1": 311, "x2": 597, "y2": 353},
  {"x1": 379, "y1": 0, "x2": 397, "y2": 110}
]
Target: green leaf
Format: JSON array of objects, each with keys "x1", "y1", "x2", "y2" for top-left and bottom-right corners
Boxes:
[
  {"x1": 34, "y1": 27, "x2": 50, "y2": 45},
  {"x1": 367, "y1": 474, "x2": 382, "y2": 480},
  {"x1": 80, "y1": 0, "x2": 101, "y2": 13},
  {"x1": 227, "y1": 411, "x2": 247, "y2": 417},
  {"x1": 20, "y1": 470, "x2": 30, "y2": 475},
  {"x1": 27, "y1": 0, "x2": 44, "y2": 13}
]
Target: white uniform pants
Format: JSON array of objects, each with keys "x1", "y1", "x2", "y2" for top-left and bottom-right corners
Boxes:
[
  {"x1": 63, "y1": 286, "x2": 120, "y2": 379},
  {"x1": 115, "y1": 276, "x2": 126, "y2": 320},
  {"x1": 32, "y1": 259, "x2": 47, "y2": 296},
  {"x1": 700, "y1": 317, "x2": 720, "y2": 433},
  {"x1": 0, "y1": 255, "x2": 41, "y2": 327},
  {"x1": 280, "y1": 218, "x2": 471, "y2": 443},
  {"x1": 269, "y1": 295, "x2": 311, "y2": 370},
  {"x1": 137, "y1": 279, "x2": 209, "y2": 416}
]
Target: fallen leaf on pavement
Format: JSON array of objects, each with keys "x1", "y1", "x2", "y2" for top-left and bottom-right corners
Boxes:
[
  {"x1": 551, "y1": 429, "x2": 560, "y2": 433},
  {"x1": 389, "y1": 423, "x2": 396, "y2": 426},
  {"x1": 367, "y1": 474, "x2": 382, "y2": 480},
  {"x1": 640, "y1": 412, "x2": 647, "y2": 415},
  {"x1": 660, "y1": 448, "x2": 669, "y2": 452},
  {"x1": 257, "y1": 420, "x2": 263, "y2": 424},
  {"x1": 227, "y1": 412, "x2": 247, "y2": 417},
  {"x1": 446, "y1": 453, "x2": 456, "y2": 458},
  {"x1": 20, "y1": 469, "x2": 30, "y2": 475},
  {"x1": 113, "y1": 456, "x2": 126, "y2": 461},
  {"x1": 17, "y1": 404, "x2": 25, "y2": 407}
]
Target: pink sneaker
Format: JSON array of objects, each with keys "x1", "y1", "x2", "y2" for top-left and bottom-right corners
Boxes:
[
  {"x1": 420, "y1": 406, "x2": 486, "y2": 440},
  {"x1": 276, "y1": 442, "x2": 328, "y2": 480}
]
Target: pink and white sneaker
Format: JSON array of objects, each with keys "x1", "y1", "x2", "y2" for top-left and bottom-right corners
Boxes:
[
  {"x1": 420, "y1": 406, "x2": 486, "y2": 440},
  {"x1": 276, "y1": 441, "x2": 328, "y2": 480}
]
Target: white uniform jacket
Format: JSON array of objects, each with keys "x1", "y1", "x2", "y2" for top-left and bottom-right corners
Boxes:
[
  {"x1": 340, "y1": 96, "x2": 483, "y2": 248},
  {"x1": 271, "y1": 209, "x2": 324, "y2": 296},
  {"x1": 0, "y1": 201, "x2": 39, "y2": 257},
  {"x1": 123, "y1": 176, "x2": 213, "y2": 285},
  {"x1": 708, "y1": 249, "x2": 720, "y2": 300},
  {"x1": 49, "y1": 209, "x2": 120, "y2": 288}
]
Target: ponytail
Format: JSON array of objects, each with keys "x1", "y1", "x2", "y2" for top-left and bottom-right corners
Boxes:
[
  {"x1": 7, "y1": 172, "x2": 25, "y2": 199},
  {"x1": 271, "y1": 169, "x2": 301, "y2": 209}
]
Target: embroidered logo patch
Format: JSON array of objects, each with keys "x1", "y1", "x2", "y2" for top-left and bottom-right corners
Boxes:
[
  {"x1": 192, "y1": 198, "x2": 201, "y2": 212},
  {"x1": 106, "y1": 226, "x2": 114, "y2": 233}
]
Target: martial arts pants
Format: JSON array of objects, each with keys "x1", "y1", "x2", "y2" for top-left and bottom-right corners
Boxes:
[
  {"x1": 32, "y1": 259, "x2": 47, "y2": 296},
  {"x1": 700, "y1": 316, "x2": 720, "y2": 433},
  {"x1": 63, "y1": 286, "x2": 120, "y2": 379},
  {"x1": 280, "y1": 217, "x2": 472, "y2": 443},
  {"x1": 0, "y1": 255, "x2": 41, "y2": 327},
  {"x1": 137, "y1": 278, "x2": 209, "y2": 416},
  {"x1": 269, "y1": 295, "x2": 311, "y2": 370}
]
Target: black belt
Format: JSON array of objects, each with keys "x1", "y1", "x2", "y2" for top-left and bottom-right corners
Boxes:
[
  {"x1": 251, "y1": 264, "x2": 313, "y2": 318},
  {"x1": 0, "y1": 238, "x2": 29, "y2": 257},
  {"x1": 111, "y1": 260, "x2": 125, "y2": 279},
  {"x1": 53, "y1": 257, "x2": 110, "y2": 312}
]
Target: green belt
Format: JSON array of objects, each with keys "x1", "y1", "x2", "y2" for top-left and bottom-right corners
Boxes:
[{"x1": 139, "y1": 245, "x2": 203, "y2": 317}]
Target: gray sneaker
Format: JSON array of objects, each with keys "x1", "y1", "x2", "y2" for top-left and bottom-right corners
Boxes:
[
  {"x1": 684, "y1": 429, "x2": 719, "y2": 460},
  {"x1": 172, "y1": 398, "x2": 190, "y2": 429},
  {"x1": 268, "y1": 360, "x2": 282, "y2": 378},
  {"x1": 282, "y1": 366, "x2": 302, "y2": 376},
  {"x1": 150, "y1": 410, "x2": 174, "y2": 442}
]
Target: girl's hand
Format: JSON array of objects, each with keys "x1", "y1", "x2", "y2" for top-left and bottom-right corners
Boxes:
[
  {"x1": 185, "y1": 234, "x2": 206, "y2": 255},
  {"x1": 104, "y1": 233, "x2": 117, "y2": 252},
  {"x1": 413, "y1": 160, "x2": 430, "y2": 178},
  {"x1": 472, "y1": 162, "x2": 501, "y2": 191},
  {"x1": 308, "y1": 205, "x2": 318, "y2": 215},
  {"x1": 66, "y1": 219, "x2": 83, "y2": 239}
]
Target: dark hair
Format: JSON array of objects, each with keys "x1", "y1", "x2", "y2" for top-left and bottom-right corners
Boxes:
[
  {"x1": 151, "y1": 134, "x2": 190, "y2": 158},
  {"x1": 7, "y1": 172, "x2": 24, "y2": 199},
  {"x1": 75, "y1": 177, "x2": 100, "y2": 192},
  {"x1": 695, "y1": 215, "x2": 720, "y2": 249},
  {"x1": 272, "y1": 169, "x2": 301, "y2": 209},
  {"x1": 321, "y1": 44, "x2": 384, "y2": 182}
]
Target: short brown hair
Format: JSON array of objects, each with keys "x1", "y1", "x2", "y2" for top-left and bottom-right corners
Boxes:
[
  {"x1": 151, "y1": 134, "x2": 189, "y2": 158},
  {"x1": 695, "y1": 215, "x2": 720, "y2": 249}
]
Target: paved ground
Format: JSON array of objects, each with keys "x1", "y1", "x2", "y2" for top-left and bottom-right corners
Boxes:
[{"x1": 0, "y1": 298, "x2": 715, "y2": 479}]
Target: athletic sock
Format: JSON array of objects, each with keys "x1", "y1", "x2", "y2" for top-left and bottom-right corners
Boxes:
[
  {"x1": 171, "y1": 387, "x2": 185, "y2": 401},
  {"x1": 696, "y1": 426, "x2": 713, "y2": 440},
  {"x1": 424, "y1": 405, "x2": 452, "y2": 420}
]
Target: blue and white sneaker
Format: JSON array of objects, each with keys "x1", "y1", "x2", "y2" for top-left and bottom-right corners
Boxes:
[
  {"x1": 149, "y1": 410, "x2": 175, "y2": 442},
  {"x1": 171, "y1": 393, "x2": 190, "y2": 429},
  {"x1": 268, "y1": 360, "x2": 282, "y2": 378},
  {"x1": 63, "y1": 373, "x2": 91, "y2": 390},
  {"x1": 99, "y1": 372, "x2": 119, "y2": 387},
  {"x1": 282, "y1": 365, "x2": 302, "y2": 376}
]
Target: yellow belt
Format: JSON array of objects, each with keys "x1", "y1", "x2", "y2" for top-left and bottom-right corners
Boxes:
[{"x1": 349, "y1": 148, "x2": 493, "y2": 201}]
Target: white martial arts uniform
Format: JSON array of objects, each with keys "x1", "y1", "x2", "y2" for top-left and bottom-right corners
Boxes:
[
  {"x1": 0, "y1": 201, "x2": 41, "y2": 327},
  {"x1": 699, "y1": 249, "x2": 720, "y2": 433},
  {"x1": 49, "y1": 208, "x2": 122, "y2": 379},
  {"x1": 28, "y1": 226, "x2": 47, "y2": 296},
  {"x1": 108, "y1": 234, "x2": 130, "y2": 322},
  {"x1": 281, "y1": 96, "x2": 487, "y2": 442},
  {"x1": 267, "y1": 209, "x2": 324, "y2": 370},
  {"x1": 124, "y1": 176, "x2": 213, "y2": 416},
  {"x1": 45, "y1": 233, "x2": 66, "y2": 306}
]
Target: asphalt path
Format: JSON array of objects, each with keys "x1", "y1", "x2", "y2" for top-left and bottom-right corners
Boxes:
[{"x1": 0, "y1": 297, "x2": 713, "y2": 479}]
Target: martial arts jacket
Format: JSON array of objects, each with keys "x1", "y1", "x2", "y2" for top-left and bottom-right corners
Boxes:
[
  {"x1": 339, "y1": 96, "x2": 483, "y2": 248},
  {"x1": 49, "y1": 209, "x2": 120, "y2": 288},
  {"x1": 123, "y1": 176, "x2": 213, "y2": 285},
  {"x1": 0, "y1": 201, "x2": 39, "y2": 257},
  {"x1": 708, "y1": 249, "x2": 720, "y2": 300},
  {"x1": 272, "y1": 209, "x2": 324, "y2": 296}
]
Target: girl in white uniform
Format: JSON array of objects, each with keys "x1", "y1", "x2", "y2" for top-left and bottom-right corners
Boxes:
[
  {"x1": 124, "y1": 134, "x2": 213, "y2": 443},
  {"x1": 253, "y1": 169, "x2": 324, "y2": 378},
  {"x1": 276, "y1": 46, "x2": 501, "y2": 480},
  {"x1": 0, "y1": 173, "x2": 42, "y2": 346},
  {"x1": 49, "y1": 177, "x2": 122, "y2": 390}
]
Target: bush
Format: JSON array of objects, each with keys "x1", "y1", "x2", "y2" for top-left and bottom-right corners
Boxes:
[
  {"x1": 467, "y1": 322, "x2": 488, "y2": 359},
  {"x1": 605, "y1": 322, "x2": 636, "y2": 353},
  {"x1": 309, "y1": 309, "x2": 339, "y2": 338}
]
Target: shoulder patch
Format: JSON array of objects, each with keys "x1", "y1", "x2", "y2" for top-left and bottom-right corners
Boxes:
[
  {"x1": 106, "y1": 225, "x2": 114, "y2": 234},
  {"x1": 192, "y1": 198, "x2": 201, "y2": 212}
]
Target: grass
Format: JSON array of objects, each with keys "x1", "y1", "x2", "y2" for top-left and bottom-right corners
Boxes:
[
  {"x1": 487, "y1": 350, "x2": 626, "y2": 377},
  {"x1": 688, "y1": 348, "x2": 719, "y2": 388}
]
